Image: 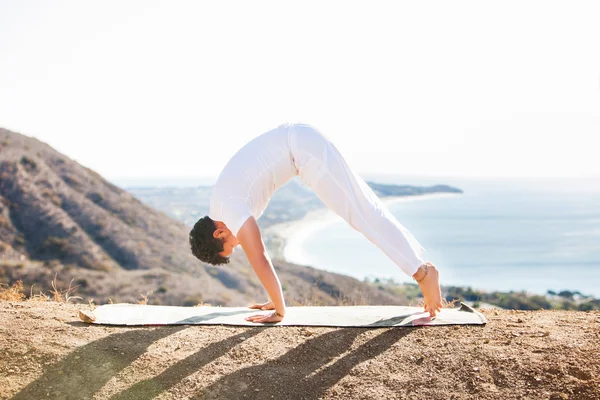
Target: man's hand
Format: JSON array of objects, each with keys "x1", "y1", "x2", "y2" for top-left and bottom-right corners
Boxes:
[
  {"x1": 248, "y1": 300, "x2": 275, "y2": 310},
  {"x1": 245, "y1": 311, "x2": 284, "y2": 324},
  {"x1": 237, "y1": 217, "x2": 287, "y2": 321},
  {"x1": 414, "y1": 262, "x2": 442, "y2": 317}
]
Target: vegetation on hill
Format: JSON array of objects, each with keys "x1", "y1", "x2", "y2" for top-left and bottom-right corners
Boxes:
[
  {"x1": 366, "y1": 181, "x2": 462, "y2": 197},
  {"x1": 444, "y1": 286, "x2": 600, "y2": 311},
  {"x1": 368, "y1": 278, "x2": 600, "y2": 311}
]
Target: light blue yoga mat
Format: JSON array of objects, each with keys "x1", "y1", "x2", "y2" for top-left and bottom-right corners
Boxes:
[{"x1": 80, "y1": 302, "x2": 486, "y2": 327}]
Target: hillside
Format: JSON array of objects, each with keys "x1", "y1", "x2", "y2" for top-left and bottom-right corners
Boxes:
[
  {"x1": 1, "y1": 300, "x2": 599, "y2": 399},
  {"x1": 0, "y1": 127, "x2": 428, "y2": 307}
]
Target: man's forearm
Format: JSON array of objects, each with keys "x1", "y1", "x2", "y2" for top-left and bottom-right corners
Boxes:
[{"x1": 248, "y1": 252, "x2": 286, "y2": 315}]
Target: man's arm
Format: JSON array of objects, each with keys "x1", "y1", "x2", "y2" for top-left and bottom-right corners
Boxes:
[{"x1": 236, "y1": 217, "x2": 286, "y2": 321}]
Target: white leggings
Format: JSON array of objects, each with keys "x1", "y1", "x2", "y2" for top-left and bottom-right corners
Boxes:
[{"x1": 288, "y1": 123, "x2": 426, "y2": 277}]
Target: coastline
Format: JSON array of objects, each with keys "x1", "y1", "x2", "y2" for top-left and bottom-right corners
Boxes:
[{"x1": 265, "y1": 192, "x2": 462, "y2": 264}]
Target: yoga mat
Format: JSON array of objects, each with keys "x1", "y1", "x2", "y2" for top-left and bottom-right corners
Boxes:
[{"x1": 79, "y1": 302, "x2": 486, "y2": 327}]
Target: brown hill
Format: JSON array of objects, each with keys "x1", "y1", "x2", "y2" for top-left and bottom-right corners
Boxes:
[
  {"x1": 0, "y1": 127, "x2": 411, "y2": 307},
  {"x1": 0, "y1": 300, "x2": 598, "y2": 399}
]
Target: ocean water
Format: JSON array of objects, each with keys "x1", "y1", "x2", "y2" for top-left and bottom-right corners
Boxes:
[{"x1": 284, "y1": 176, "x2": 600, "y2": 297}]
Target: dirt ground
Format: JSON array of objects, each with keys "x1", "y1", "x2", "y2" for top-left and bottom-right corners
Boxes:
[{"x1": 0, "y1": 301, "x2": 598, "y2": 400}]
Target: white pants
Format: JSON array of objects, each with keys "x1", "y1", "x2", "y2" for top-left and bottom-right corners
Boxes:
[{"x1": 288, "y1": 123, "x2": 426, "y2": 277}]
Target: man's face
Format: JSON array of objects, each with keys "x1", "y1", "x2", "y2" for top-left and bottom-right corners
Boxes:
[{"x1": 218, "y1": 232, "x2": 239, "y2": 258}]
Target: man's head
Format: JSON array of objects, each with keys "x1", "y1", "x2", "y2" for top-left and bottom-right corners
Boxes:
[{"x1": 189, "y1": 216, "x2": 239, "y2": 265}]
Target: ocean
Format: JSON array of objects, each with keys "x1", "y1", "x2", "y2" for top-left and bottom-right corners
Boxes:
[{"x1": 283, "y1": 176, "x2": 600, "y2": 297}]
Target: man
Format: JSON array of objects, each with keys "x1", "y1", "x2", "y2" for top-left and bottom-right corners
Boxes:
[{"x1": 189, "y1": 122, "x2": 442, "y2": 324}]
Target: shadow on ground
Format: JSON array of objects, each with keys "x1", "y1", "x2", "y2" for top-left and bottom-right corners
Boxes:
[
  {"x1": 10, "y1": 326, "x2": 188, "y2": 400},
  {"x1": 11, "y1": 325, "x2": 413, "y2": 400},
  {"x1": 195, "y1": 327, "x2": 414, "y2": 400},
  {"x1": 109, "y1": 328, "x2": 263, "y2": 400}
]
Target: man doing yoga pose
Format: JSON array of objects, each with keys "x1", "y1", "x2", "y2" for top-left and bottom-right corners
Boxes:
[{"x1": 189, "y1": 122, "x2": 443, "y2": 323}]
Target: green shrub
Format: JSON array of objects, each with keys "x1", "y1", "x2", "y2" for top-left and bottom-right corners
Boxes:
[
  {"x1": 39, "y1": 236, "x2": 69, "y2": 257},
  {"x1": 20, "y1": 156, "x2": 37, "y2": 171},
  {"x1": 183, "y1": 294, "x2": 203, "y2": 307}
]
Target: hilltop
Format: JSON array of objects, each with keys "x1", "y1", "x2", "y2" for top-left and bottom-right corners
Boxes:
[
  {"x1": 0, "y1": 300, "x2": 598, "y2": 399},
  {"x1": 1, "y1": 128, "x2": 599, "y2": 399}
]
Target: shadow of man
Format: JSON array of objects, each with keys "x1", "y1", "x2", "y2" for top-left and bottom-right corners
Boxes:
[
  {"x1": 195, "y1": 327, "x2": 414, "y2": 400},
  {"x1": 11, "y1": 325, "x2": 187, "y2": 400},
  {"x1": 109, "y1": 328, "x2": 263, "y2": 400}
]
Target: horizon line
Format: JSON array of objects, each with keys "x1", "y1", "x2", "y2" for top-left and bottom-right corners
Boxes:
[{"x1": 108, "y1": 173, "x2": 600, "y2": 188}]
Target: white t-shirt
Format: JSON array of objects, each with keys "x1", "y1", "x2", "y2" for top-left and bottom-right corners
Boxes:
[{"x1": 209, "y1": 123, "x2": 298, "y2": 236}]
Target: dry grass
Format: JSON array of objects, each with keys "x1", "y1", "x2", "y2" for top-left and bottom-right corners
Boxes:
[
  {"x1": 0, "y1": 280, "x2": 26, "y2": 301},
  {"x1": 49, "y1": 273, "x2": 82, "y2": 303},
  {"x1": 295, "y1": 278, "x2": 374, "y2": 307},
  {"x1": 334, "y1": 288, "x2": 370, "y2": 306},
  {"x1": 137, "y1": 290, "x2": 153, "y2": 305},
  {"x1": 409, "y1": 296, "x2": 459, "y2": 309},
  {"x1": 0, "y1": 274, "x2": 82, "y2": 303},
  {"x1": 29, "y1": 283, "x2": 51, "y2": 302},
  {"x1": 1, "y1": 274, "x2": 460, "y2": 310}
]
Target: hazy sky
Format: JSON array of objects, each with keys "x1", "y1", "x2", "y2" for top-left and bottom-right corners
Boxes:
[{"x1": 1, "y1": 1, "x2": 599, "y2": 180}]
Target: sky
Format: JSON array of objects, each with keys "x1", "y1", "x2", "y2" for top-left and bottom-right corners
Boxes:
[{"x1": 1, "y1": 1, "x2": 599, "y2": 181}]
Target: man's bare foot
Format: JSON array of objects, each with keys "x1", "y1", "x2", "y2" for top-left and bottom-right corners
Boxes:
[{"x1": 413, "y1": 262, "x2": 442, "y2": 317}]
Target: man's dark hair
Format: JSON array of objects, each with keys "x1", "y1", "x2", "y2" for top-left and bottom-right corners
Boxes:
[{"x1": 189, "y1": 216, "x2": 230, "y2": 266}]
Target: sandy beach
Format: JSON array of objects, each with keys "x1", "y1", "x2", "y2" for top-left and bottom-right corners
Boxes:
[{"x1": 266, "y1": 192, "x2": 462, "y2": 265}]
